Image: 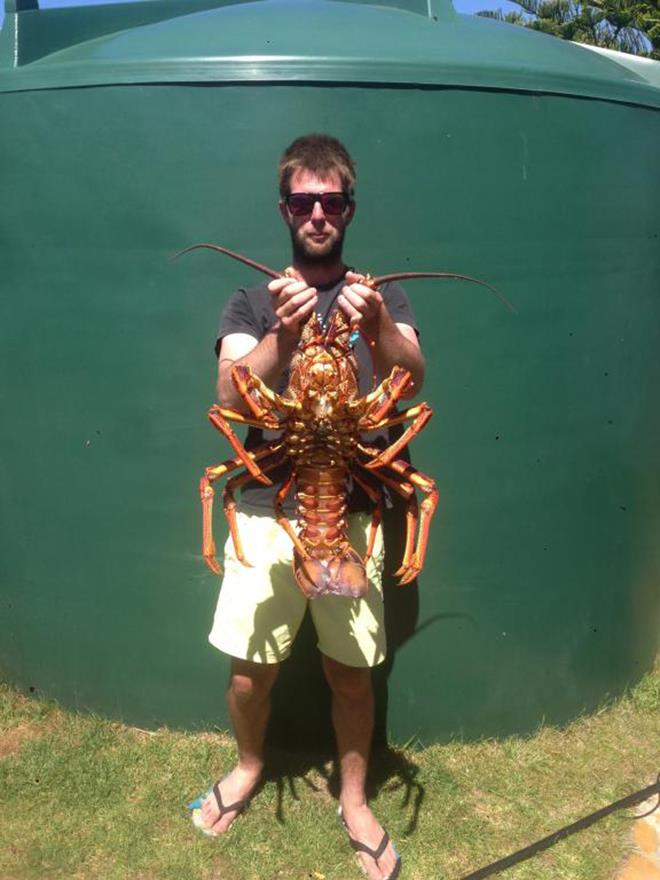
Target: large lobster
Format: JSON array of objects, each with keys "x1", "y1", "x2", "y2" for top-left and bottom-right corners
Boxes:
[{"x1": 179, "y1": 244, "x2": 509, "y2": 599}]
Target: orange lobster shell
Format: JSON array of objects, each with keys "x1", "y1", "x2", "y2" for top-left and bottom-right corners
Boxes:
[{"x1": 179, "y1": 244, "x2": 508, "y2": 598}]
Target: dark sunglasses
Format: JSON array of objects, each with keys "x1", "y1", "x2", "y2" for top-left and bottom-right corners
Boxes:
[{"x1": 284, "y1": 191, "x2": 352, "y2": 216}]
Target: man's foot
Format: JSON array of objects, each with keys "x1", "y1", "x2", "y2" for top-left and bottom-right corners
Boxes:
[
  {"x1": 339, "y1": 802, "x2": 401, "y2": 880},
  {"x1": 198, "y1": 766, "x2": 260, "y2": 835}
]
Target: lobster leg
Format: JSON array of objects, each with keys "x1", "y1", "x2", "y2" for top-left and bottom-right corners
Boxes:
[
  {"x1": 358, "y1": 447, "x2": 438, "y2": 585},
  {"x1": 273, "y1": 468, "x2": 314, "y2": 566},
  {"x1": 207, "y1": 404, "x2": 281, "y2": 484},
  {"x1": 232, "y1": 364, "x2": 298, "y2": 421},
  {"x1": 351, "y1": 469, "x2": 384, "y2": 565},
  {"x1": 346, "y1": 365, "x2": 409, "y2": 425},
  {"x1": 380, "y1": 460, "x2": 439, "y2": 585},
  {"x1": 396, "y1": 490, "x2": 419, "y2": 582},
  {"x1": 356, "y1": 366, "x2": 413, "y2": 427},
  {"x1": 361, "y1": 403, "x2": 433, "y2": 470},
  {"x1": 200, "y1": 442, "x2": 283, "y2": 573},
  {"x1": 357, "y1": 451, "x2": 418, "y2": 580},
  {"x1": 222, "y1": 448, "x2": 288, "y2": 567},
  {"x1": 376, "y1": 473, "x2": 423, "y2": 583}
]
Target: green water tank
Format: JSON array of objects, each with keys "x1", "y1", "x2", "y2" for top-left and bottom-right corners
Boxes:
[{"x1": 0, "y1": 0, "x2": 658, "y2": 744}]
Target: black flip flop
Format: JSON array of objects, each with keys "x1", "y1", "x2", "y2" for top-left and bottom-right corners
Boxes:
[{"x1": 340, "y1": 808, "x2": 402, "y2": 879}]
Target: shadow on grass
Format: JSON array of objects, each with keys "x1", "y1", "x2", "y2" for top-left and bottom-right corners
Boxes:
[{"x1": 260, "y1": 741, "x2": 425, "y2": 836}]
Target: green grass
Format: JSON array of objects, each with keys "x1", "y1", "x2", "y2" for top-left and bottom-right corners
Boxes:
[{"x1": 1, "y1": 662, "x2": 658, "y2": 880}]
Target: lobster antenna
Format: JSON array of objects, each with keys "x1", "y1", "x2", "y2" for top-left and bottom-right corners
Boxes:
[
  {"x1": 172, "y1": 243, "x2": 282, "y2": 280},
  {"x1": 173, "y1": 244, "x2": 516, "y2": 314},
  {"x1": 370, "y1": 271, "x2": 516, "y2": 314}
]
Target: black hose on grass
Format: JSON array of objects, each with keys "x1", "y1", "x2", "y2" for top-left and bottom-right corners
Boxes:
[{"x1": 458, "y1": 774, "x2": 660, "y2": 880}]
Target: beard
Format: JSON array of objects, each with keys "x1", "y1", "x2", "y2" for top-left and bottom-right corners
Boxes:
[{"x1": 289, "y1": 224, "x2": 346, "y2": 266}]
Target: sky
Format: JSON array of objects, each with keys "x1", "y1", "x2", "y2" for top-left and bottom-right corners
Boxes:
[{"x1": 0, "y1": 0, "x2": 524, "y2": 31}]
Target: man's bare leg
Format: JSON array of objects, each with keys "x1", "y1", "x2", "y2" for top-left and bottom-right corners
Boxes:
[
  {"x1": 201, "y1": 657, "x2": 279, "y2": 834},
  {"x1": 322, "y1": 655, "x2": 399, "y2": 880}
]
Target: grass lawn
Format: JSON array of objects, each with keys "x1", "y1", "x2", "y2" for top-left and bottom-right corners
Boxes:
[{"x1": 1, "y1": 662, "x2": 658, "y2": 880}]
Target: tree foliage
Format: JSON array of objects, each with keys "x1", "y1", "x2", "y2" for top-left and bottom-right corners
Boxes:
[{"x1": 477, "y1": 0, "x2": 660, "y2": 60}]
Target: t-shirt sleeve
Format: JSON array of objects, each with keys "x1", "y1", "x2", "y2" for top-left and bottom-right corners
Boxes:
[
  {"x1": 381, "y1": 281, "x2": 419, "y2": 335},
  {"x1": 215, "y1": 288, "x2": 259, "y2": 356}
]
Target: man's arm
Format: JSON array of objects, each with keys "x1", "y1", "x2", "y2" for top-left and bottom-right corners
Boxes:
[
  {"x1": 216, "y1": 276, "x2": 318, "y2": 410},
  {"x1": 339, "y1": 271, "x2": 425, "y2": 399}
]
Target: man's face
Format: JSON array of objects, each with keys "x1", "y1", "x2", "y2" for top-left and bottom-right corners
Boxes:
[{"x1": 280, "y1": 168, "x2": 355, "y2": 264}]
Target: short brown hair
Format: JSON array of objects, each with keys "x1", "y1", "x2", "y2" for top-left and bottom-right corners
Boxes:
[{"x1": 278, "y1": 133, "x2": 356, "y2": 197}]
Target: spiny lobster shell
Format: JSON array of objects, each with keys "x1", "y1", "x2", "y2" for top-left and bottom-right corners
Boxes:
[{"x1": 284, "y1": 310, "x2": 370, "y2": 598}]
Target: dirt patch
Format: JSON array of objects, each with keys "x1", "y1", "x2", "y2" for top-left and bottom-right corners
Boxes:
[
  {"x1": 123, "y1": 725, "x2": 233, "y2": 746},
  {"x1": 0, "y1": 717, "x2": 51, "y2": 759}
]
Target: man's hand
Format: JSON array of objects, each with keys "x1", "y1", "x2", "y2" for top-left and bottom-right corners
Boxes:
[
  {"x1": 338, "y1": 271, "x2": 425, "y2": 399},
  {"x1": 268, "y1": 272, "x2": 318, "y2": 337},
  {"x1": 338, "y1": 270, "x2": 384, "y2": 335},
  {"x1": 218, "y1": 270, "x2": 318, "y2": 410}
]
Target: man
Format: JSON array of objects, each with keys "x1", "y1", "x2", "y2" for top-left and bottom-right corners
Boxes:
[{"x1": 194, "y1": 134, "x2": 424, "y2": 880}]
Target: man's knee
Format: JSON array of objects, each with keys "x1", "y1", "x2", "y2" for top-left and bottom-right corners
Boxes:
[
  {"x1": 322, "y1": 654, "x2": 372, "y2": 701},
  {"x1": 229, "y1": 658, "x2": 279, "y2": 706}
]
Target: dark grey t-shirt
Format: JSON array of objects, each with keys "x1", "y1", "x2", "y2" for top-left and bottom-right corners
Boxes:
[{"x1": 216, "y1": 276, "x2": 418, "y2": 515}]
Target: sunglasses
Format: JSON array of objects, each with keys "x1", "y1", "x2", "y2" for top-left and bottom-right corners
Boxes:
[{"x1": 284, "y1": 191, "x2": 352, "y2": 216}]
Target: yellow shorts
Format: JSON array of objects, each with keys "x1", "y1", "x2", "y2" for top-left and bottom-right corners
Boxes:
[{"x1": 208, "y1": 511, "x2": 386, "y2": 668}]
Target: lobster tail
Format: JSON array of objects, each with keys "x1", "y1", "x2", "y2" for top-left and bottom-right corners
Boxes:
[
  {"x1": 294, "y1": 548, "x2": 368, "y2": 599},
  {"x1": 293, "y1": 465, "x2": 369, "y2": 599}
]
